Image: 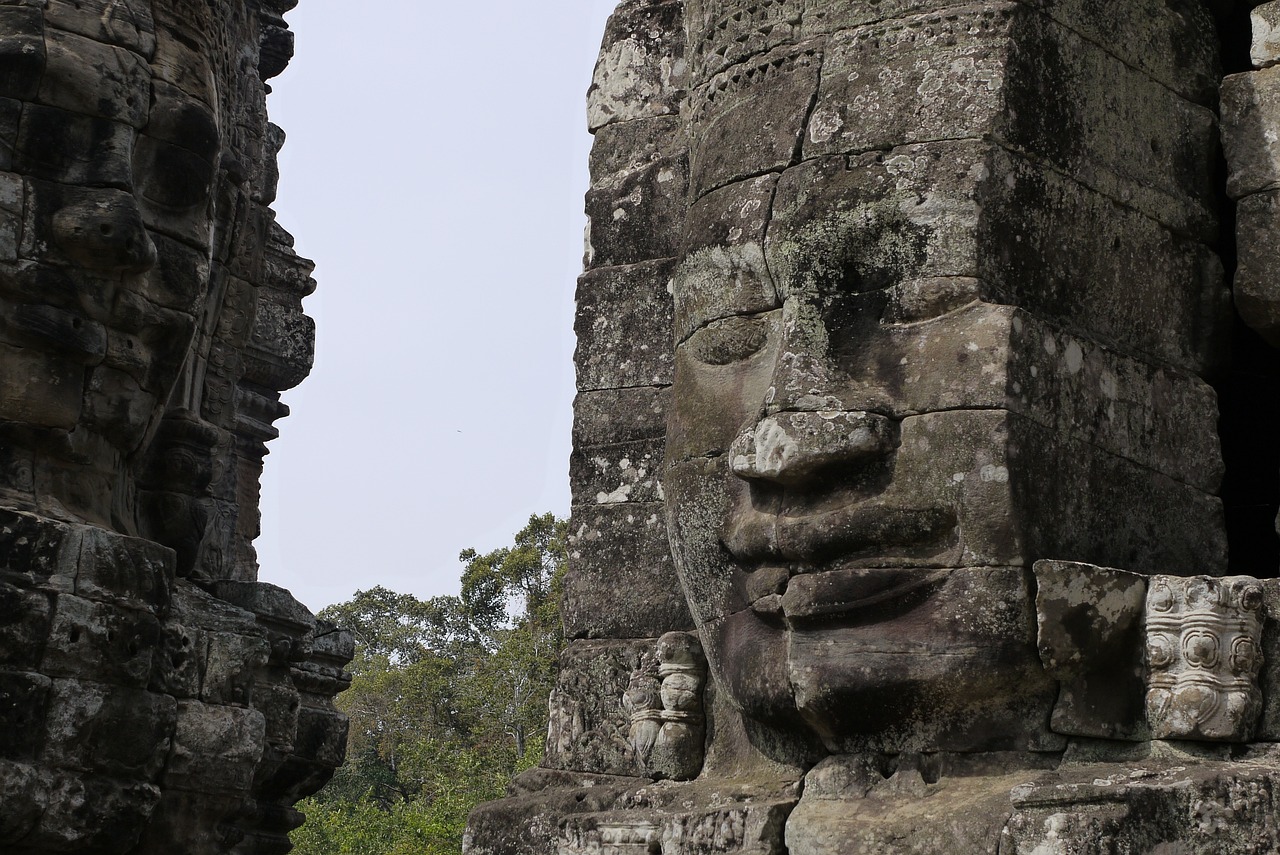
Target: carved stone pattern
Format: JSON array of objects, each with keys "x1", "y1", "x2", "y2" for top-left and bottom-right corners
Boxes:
[{"x1": 1145, "y1": 575, "x2": 1265, "y2": 742}]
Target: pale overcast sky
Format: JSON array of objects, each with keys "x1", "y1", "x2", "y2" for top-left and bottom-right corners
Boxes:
[{"x1": 257, "y1": 0, "x2": 621, "y2": 610}]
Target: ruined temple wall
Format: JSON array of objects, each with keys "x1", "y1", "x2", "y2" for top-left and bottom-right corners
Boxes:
[{"x1": 551, "y1": 0, "x2": 694, "y2": 776}]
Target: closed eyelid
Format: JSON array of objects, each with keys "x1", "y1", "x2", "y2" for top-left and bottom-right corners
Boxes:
[{"x1": 684, "y1": 313, "x2": 774, "y2": 366}]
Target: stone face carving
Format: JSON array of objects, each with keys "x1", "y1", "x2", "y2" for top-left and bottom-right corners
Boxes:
[
  {"x1": 466, "y1": 1, "x2": 1280, "y2": 854},
  {"x1": 1146, "y1": 575, "x2": 1266, "y2": 742},
  {"x1": 0, "y1": 1, "x2": 348, "y2": 853}
]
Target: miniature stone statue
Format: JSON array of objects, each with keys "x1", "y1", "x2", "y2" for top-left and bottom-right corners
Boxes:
[
  {"x1": 0, "y1": 2, "x2": 348, "y2": 853},
  {"x1": 466, "y1": 1, "x2": 1280, "y2": 853}
]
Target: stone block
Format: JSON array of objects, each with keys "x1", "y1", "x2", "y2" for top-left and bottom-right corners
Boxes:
[
  {"x1": 42, "y1": 679, "x2": 176, "y2": 779},
  {"x1": 676, "y1": 173, "x2": 779, "y2": 341},
  {"x1": 977, "y1": 144, "x2": 1229, "y2": 377},
  {"x1": 22, "y1": 772, "x2": 159, "y2": 854},
  {"x1": 572, "y1": 386, "x2": 668, "y2": 449},
  {"x1": 43, "y1": 0, "x2": 156, "y2": 56},
  {"x1": 1259, "y1": 578, "x2": 1280, "y2": 740},
  {"x1": 798, "y1": 0, "x2": 1220, "y2": 106},
  {"x1": 687, "y1": 41, "x2": 820, "y2": 198},
  {"x1": 589, "y1": 116, "x2": 684, "y2": 192},
  {"x1": 0, "y1": 759, "x2": 47, "y2": 843},
  {"x1": 464, "y1": 771, "x2": 647, "y2": 855},
  {"x1": 766, "y1": 142, "x2": 1229, "y2": 378},
  {"x1": 1223, "y1": 66, "x2": 1280, "y2": 199},
  {"x1": 148, "y1": 618, "x2": 202, "y2": 699},
  {"x1": 203, "y1": 629, "x2": 270, "y2": 706},
  {"x1": 76, "y1": 525, "x2": 174, "y2": 609},
  {"x1": 0, "y1": 580, "x2": 51, "y2": 668},
  {"x1": 0, "y1": 6, "x2": 44, "y2": 102},
  {"x1": 293, "y1": 705, "x2": 348, "y2": 770},
  {"x1": 585, "y1": 154, "x2": 687, "y2": 269},
  {"x1": 37, "y1": 27, "x2": 149, "y2": 128},
  {"x1": 1254, "y1": 0, "x2": 1280, "y2": 68},
  {"x1": 686, "y1": 0, "x2": 803, "y2": 82},
  {"x1": 41, "y1": 594, "x2": 159, "y2": 688},
  {"x1": 587, "y1": 0, "x2": 686, "y2": 132},
  {"x1": 804, "y1": 5, "x2": 1216, "y2": 237},
  {"x1": 165, "y1": 700, "x2": 266, "y2": 795},
  {"x1": 1033, "y1": 560, "x2": 1147, "y2": 740},
  {"x1": 1233, "y1": 189, "x2": 1280, "y2": 347},
  {"x1": 574, "y1": 260, "x2": 676, "y2": 392},
  {"x1": 563, "y1": 502, "x2": 692, "y2": 639},
  {"x1": 570, "y1": 437, "x2": 665, "y2": 507},
  {"x1": 544, "y1": 639, "x2": 653, "y2": 776},
  {"x1": 0, "y1": 341, "x2": 84, "y2": 429},
  {"x1": 15, "y1": 105, "x2": 136, "y2": 188},
  {"x1": 1146, "y1": 576, "x2": 1266, "y2": 742},
  {"x1": 0, "y1": 670, "x2": 50, "y2": 761}
]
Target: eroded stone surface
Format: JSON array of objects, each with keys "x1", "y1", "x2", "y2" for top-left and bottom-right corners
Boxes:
[
  {"x1": 468, "y1": 0, "x2": 1280, "y2": 853},
  {"x1": 0, "y1": 2, "x2": 348, "y2": 852}
]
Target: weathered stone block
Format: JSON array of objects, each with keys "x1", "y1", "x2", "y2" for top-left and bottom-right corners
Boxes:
[
  {"x1": 676, "y1": 173, "x2": 779, "y2": 341},
  {"x1": 804, "y1": 5, "x2": 1216, "y2": 237},
  {"x1": 563, "y1": 503, "x2": 691, "y2": 639},
  {"x1": 0, "y1": 670, "x2": 50, "y2": 761},
  {"x1": 574, "y1": 260, "x2": 676, "y2": 392},
  {"x1": 545, "y1": 639, "x2": 653, "y2": 776},
  {"x1": 165, "y1": 700, "x2": 266, "y2": 795},
  {"x1": 0, "y1": 341, "x2": 84, "y2": 429},
  {"x1": 587, "y1": 0, "x2": 686, "y2": 132},
  {"x1": 1255, "y1": 0, "x2": 1280, "y2": 68},
  {"x1": 571, "y1": 437, "x2": 665, "y2": 507},
  {"x1": 43, "y1": 0, "x2": 156, "y2": 56},
  {"x1": 1223, "y1": 66, "x2": 1280, "y2": 199},
  {"x1": 1146, "y1": 576, "x2": 1265, "y2": 742},
  {"x1": 204, "y1": 629, "x2": 271, "y2": 706},
  {"x1": 585, "y1": 154, "x2": 687, "y2": 269},
  {"x1": 589, "y1": 116, "x2": 684, "y2": 192},
  {"x1": 685, "y1": 0, "x2": 803, "y2": 83},
  {"x1": 41, "y1": 594, "x2": 159, "y2": 688},
  {"x1": 572, "y1": 386, "x2": 668, "y2": 449},
  {"x1": 0, "y1": 759, "x2": 47, "y2": 844},
  {"x1": 76, "y1": 525, "x2": 174, "y2": 609},
  {"x1": 1033, "y1": 560, "x2": 1147, "y2": 740},
  {"x1": 0, "y1": 580, "x2": 51, "y2": 668},
  {"x1": 42, "y1": 679, "x2": 177, "y2": 779},
  {"x1": 687, "y1": 41, "x2": 819, "y2": 198},
  {"x1": 1233, "y1": 189, "x2": 1280, "y2": 347},
  {"x1": 23, "y1": 772, "x2": 160, "y2": 854}
]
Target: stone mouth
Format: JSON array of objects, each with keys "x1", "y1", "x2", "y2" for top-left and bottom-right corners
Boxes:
[
  {"x1": 725, "y1": 501, "x2": 958, "y2": 568},
  {"x1": 776, "y1": 566, "x2": 951, "y2": 624}
]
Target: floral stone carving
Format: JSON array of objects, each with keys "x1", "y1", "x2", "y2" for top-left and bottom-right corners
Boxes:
[{"x1": 1146, "y1": 575, "x2": 1266, "y2": 742}]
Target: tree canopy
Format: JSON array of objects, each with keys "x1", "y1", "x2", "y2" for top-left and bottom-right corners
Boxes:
[{"x1": 290, "y1": 513, "x2": 568, "y2": 854}]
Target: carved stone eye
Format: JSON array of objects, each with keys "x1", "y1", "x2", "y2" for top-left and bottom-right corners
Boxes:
[{"x1": 686, "y1": 314, "x2": 769, "y2": 366}]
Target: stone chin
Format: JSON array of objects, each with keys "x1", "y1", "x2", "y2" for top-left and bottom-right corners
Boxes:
[{"x1": 685, "y1": 559, "x2": 1059, "y2": 754}]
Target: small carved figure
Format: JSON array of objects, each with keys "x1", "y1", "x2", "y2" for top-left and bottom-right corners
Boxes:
[{"x1": 623, "y1": 632, "x2": 706, "y2": 780}]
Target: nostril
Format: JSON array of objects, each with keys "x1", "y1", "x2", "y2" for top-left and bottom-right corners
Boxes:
[{"x1": 99, "y1": 223, "x2": 113, "y2": 236}]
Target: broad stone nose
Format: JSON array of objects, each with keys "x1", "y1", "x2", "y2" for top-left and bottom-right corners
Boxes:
[
  {"x1": 51, "y1": 192, "x2": 157, "y2": 274},
  {"x1": 729, "y1": 410, "x2": 898, "y2": 485}
]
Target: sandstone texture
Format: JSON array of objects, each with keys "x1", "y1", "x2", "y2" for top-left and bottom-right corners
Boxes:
[
  {"x1": 466, "y1": 0, "x2": 1280, "y2": 852},
  {"x1": 0, "y1": 1, "x2": 349, "y2": 852}
]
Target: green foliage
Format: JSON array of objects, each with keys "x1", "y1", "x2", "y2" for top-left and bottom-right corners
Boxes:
[{"x1": 291, "y1": 513, "x2": 568, "y2": 855}]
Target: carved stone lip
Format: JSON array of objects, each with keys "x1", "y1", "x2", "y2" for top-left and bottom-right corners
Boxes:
[
  {"x1": 778, "y1": 566, "x2": 951, "y2": 624},
  {"x1": 724, "y1": 501, "x2": 957, "y2": 566}
]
